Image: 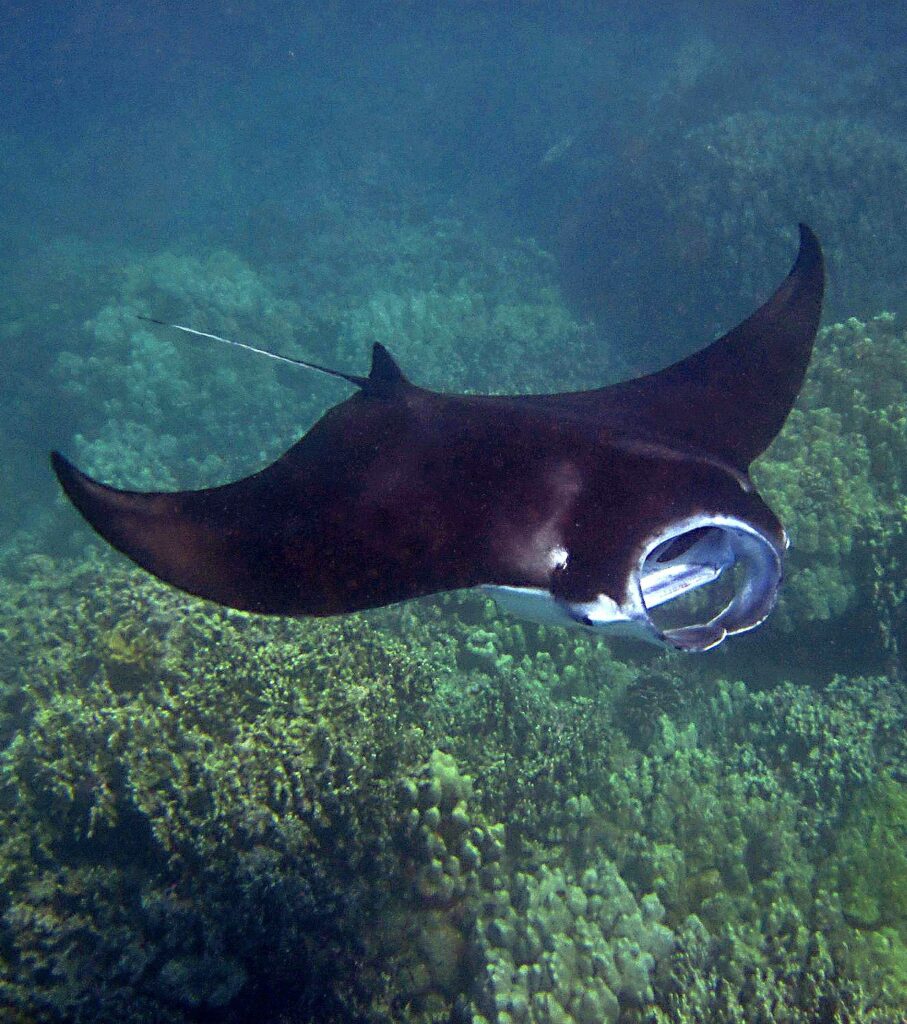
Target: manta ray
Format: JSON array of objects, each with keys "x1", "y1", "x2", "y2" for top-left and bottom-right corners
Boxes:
[{"x1": 52, "y1": 225, "x2": 823, "y2": 651}]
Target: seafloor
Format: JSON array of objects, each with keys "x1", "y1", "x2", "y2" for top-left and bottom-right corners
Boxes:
[{"x1": 2, "y1": 214, "x2": 907, "y2": 1023}]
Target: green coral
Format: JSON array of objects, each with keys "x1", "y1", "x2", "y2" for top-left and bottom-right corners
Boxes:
[
  {"x1": 2, "y1": 539, "x2": 907, "y2": 1021},
  {"x1": 0, "y1": 557, "x2": 446, "y2": 1022},
  {"x1": 833, "y1": 776, "x2": 907, "y2": 927},
  {"x1": 341, "y1": 272, "x2": 593, "y2": 396},
  {"x1": 51, "y1": 251, "x2": 319, "y2": 492},
  {"x1": 750, "y1": 313, "x2": 907, "y2": 665},
  {"x1": 819, "y1": 776, "x2": 907, "y2": 1007},
  {"x1": 645, "y1": 114, "x2": 907, "y2": 339}
]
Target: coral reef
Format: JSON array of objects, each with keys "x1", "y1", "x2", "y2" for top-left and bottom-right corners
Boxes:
[
  {"x1": 817, "y1": 775, "x2": 907, "y2": 1006},
  {"x1": 648, "y1": 114, "x2": 907, "y2": 345},
  {"x1": 2, "y1": 550, "x2": 906, "y2": 1022},
  {"x1": 339, "y1": 262, "x2": 594, "y2": 396},
  {"x1": 51, "y1": 250, "x2": 318, "y2": 491},
  {"x1": 394, "y1": 745, "x2": 677, "y2": 1024},
  {"x1": 12, "y1": 221, "x2": 907, "y2": 1024},
  {"x1": 469, "y1": 860, "x2": 674, "y2": 1024},
  {"x1": 753, "y1": 313, "x2": 907, "y2": 671},
  {"x1": 0, "y1": 556, "x2": 446, "y2": 1022},
  {"x1": 560, "y1": 111, "x2": 907, "y2": 372}
]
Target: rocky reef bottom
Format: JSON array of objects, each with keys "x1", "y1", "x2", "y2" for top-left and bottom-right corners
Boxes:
[{"x1": 1, "y1": 555, "x2": 906, "y2": 1023}]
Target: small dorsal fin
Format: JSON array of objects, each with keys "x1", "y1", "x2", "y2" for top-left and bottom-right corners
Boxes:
[{"x1": 369, "y1": 342, "x2": 409, "y2": 385}]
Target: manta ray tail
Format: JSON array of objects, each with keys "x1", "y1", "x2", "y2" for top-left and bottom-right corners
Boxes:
[{"x1": 136, "y1": 317, "x2": 408, "y2": 392}]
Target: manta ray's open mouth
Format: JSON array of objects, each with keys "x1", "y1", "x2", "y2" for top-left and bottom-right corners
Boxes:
[
  {"x1": 483, "y1": 515, "x2": 784, "y2": 653},
  {"x1": 633, "y1": 516, "x2": 784, "y2": 651},
  {"x1": 557, "y1": 515, "x2": 785, "y2": 652}
]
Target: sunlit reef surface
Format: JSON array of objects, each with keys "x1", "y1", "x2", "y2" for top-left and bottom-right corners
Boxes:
[{"x1": 4, "y1": 4, "x2": 907, "y2": 1022}]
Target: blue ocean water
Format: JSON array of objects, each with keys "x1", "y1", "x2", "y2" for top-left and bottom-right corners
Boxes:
[{"x1": 2, "y1": 3, "x2": 907, "y2": 1021}]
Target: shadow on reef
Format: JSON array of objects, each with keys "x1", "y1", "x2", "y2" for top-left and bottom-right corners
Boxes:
[{"x1": 1, "y1": 546, "x2": 907, "y2": 1023}]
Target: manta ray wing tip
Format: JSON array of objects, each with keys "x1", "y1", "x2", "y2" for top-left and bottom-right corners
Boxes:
[
  {"x1": 794, "y1": 223, "x2": 822, "y2": 275},
  {"x1": 50, "y1": 450, "x2": 80, "y2": 494}
]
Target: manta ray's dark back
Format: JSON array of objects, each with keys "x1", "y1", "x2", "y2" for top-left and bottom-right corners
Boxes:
[{"x1": 52, "y1": 225, "x2": 824, "y2": 651}]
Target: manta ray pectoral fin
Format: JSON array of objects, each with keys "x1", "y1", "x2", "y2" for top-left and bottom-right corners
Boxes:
[
  {"x1": 50, "y1": 450, "x2": 310, "y2": 614},
  {"x1": 593, "y1": 223, "x2": 825, "y2": 469},
  {"x1": 50, "y1": 338, "x2": 416, "y2": 614}
]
